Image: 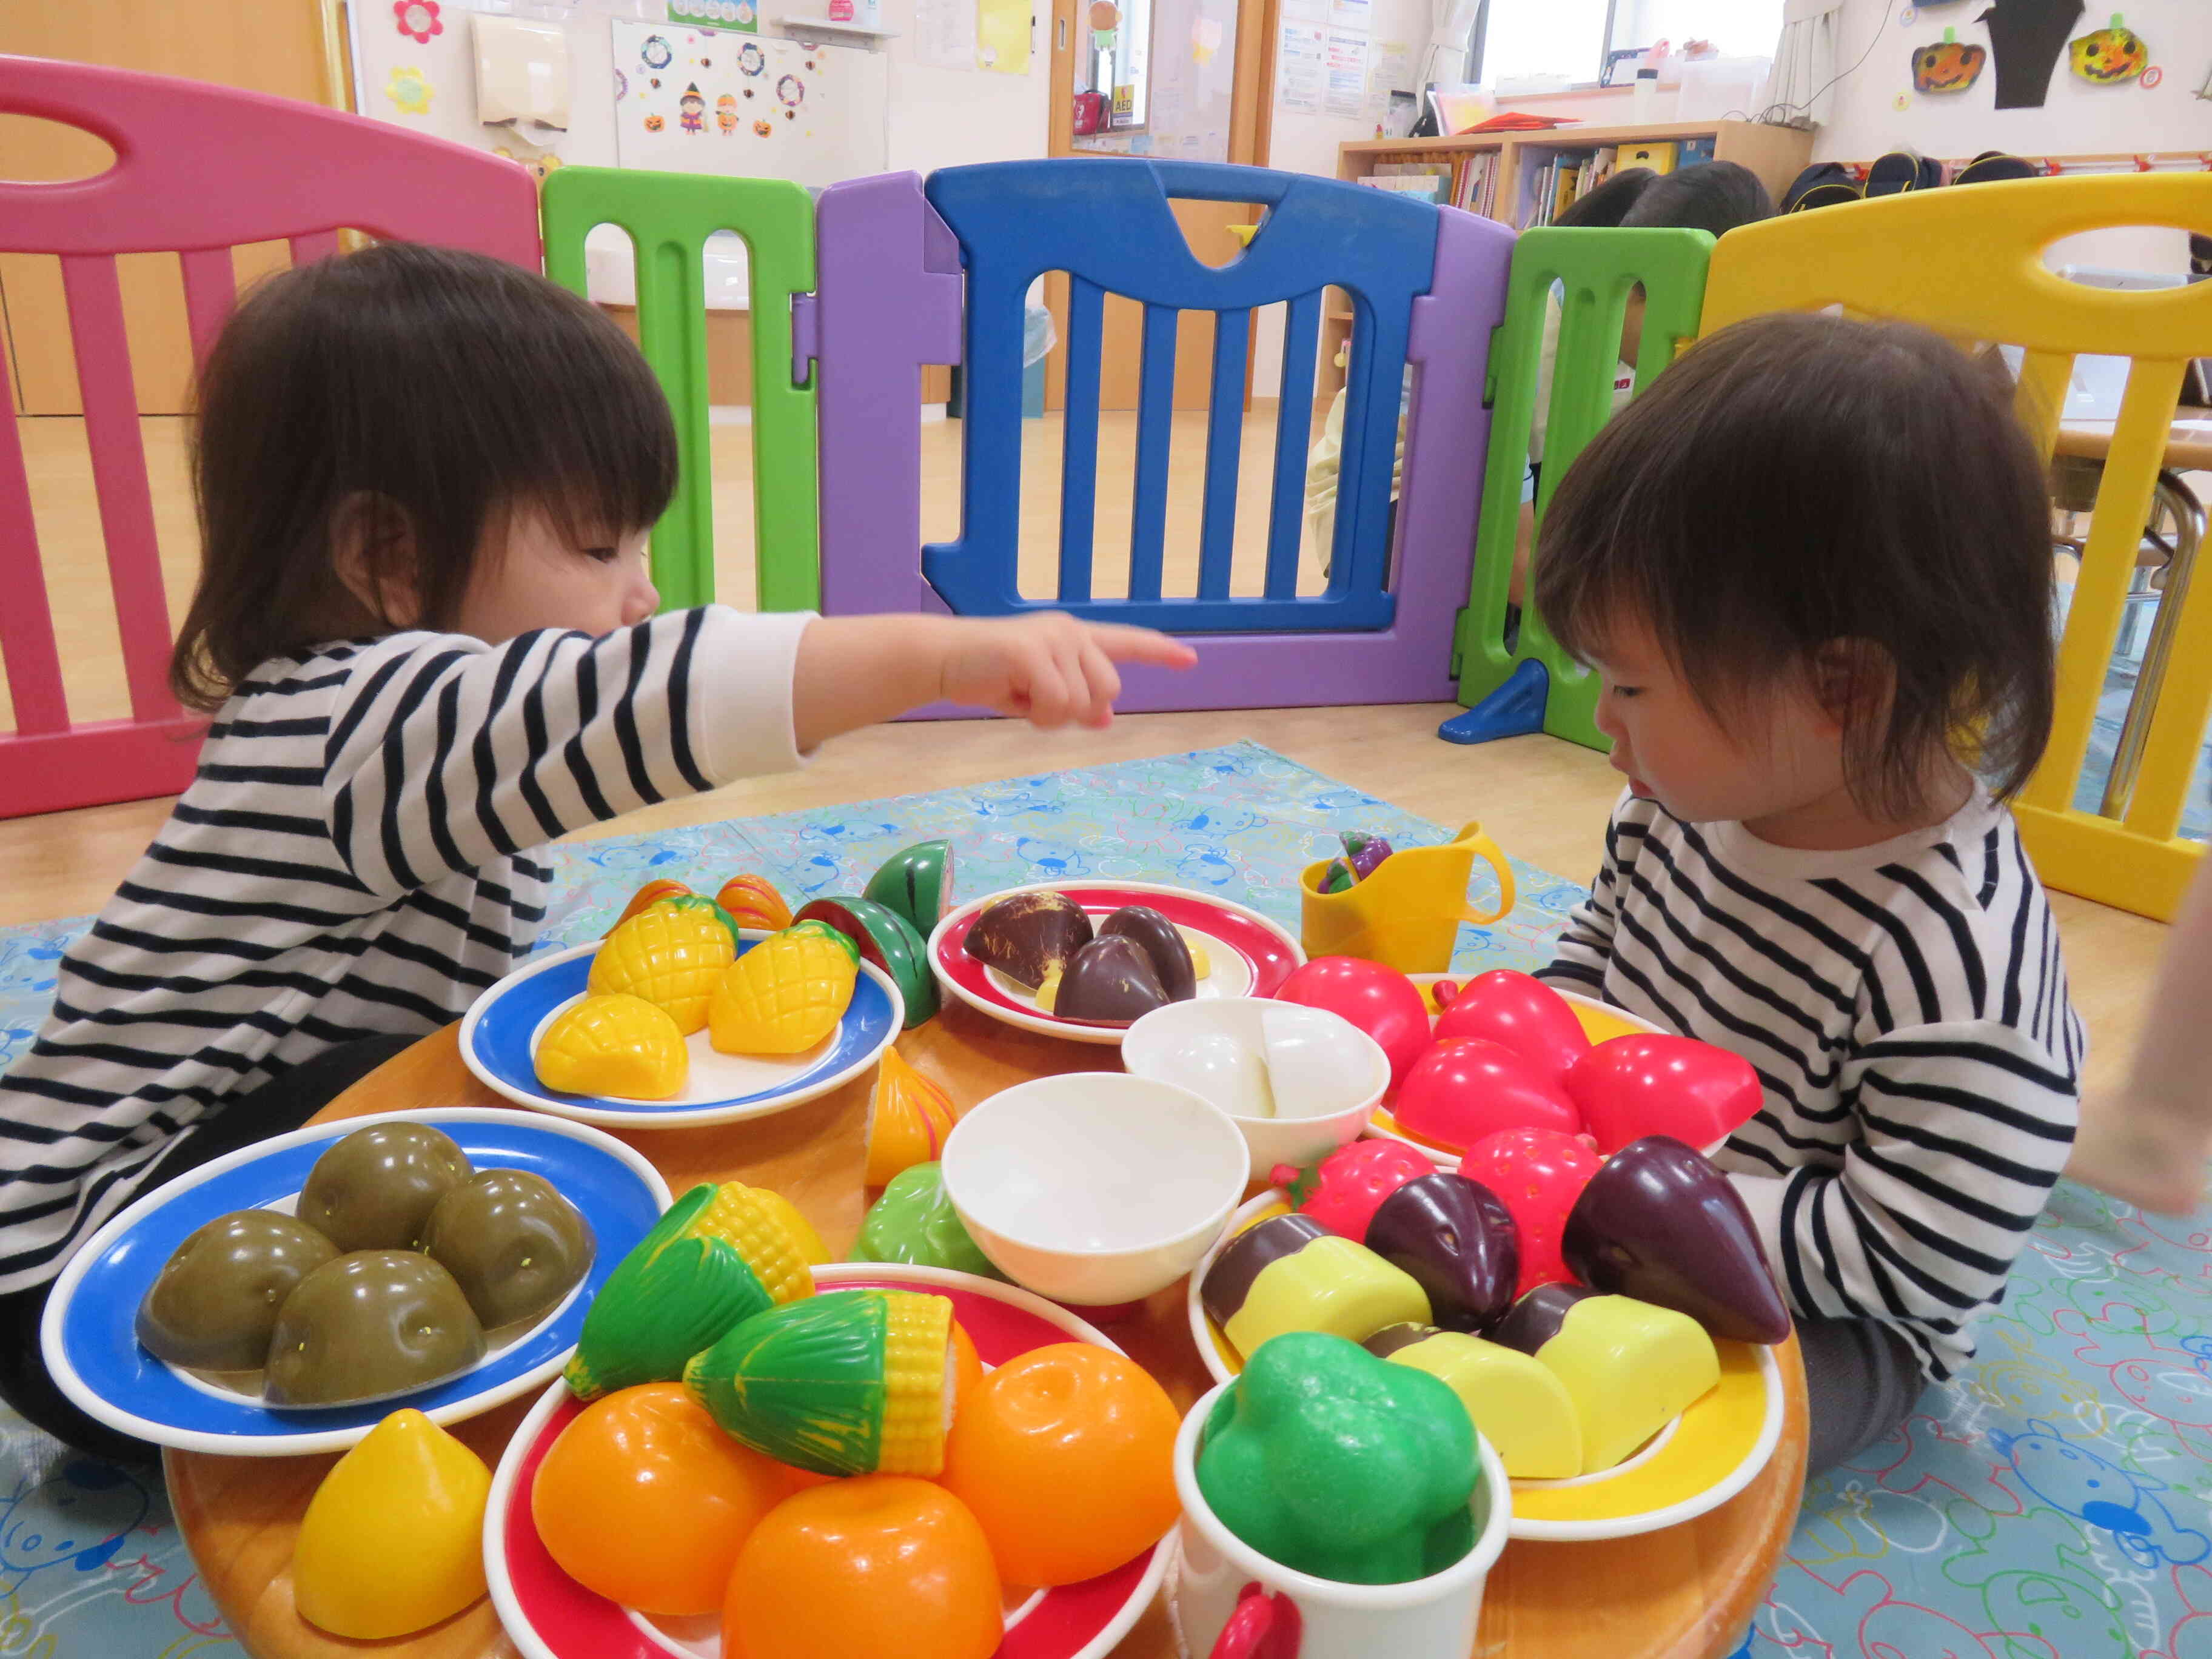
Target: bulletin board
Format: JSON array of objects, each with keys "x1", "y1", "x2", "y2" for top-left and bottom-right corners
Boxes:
[{"x1": 611, "y1": 19, "x2": 889, "y2": 189}]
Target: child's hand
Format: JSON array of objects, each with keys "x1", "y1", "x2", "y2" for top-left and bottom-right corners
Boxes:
[{"x1": 939, "y1": 613, "x2": 1197, "y2": 729}]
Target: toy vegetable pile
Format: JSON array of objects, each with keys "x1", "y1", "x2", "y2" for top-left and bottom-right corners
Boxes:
[
  {"x1": 964, "y1": 891, "x2": 1213, "y2": 1023},
  {"x1": 1316, "y1": 828, "x2": 1394, "y2": 893},
  {"x1": 134, "y1": 1121, "x2": 592, "y2": 1406},
  {"x1": 531, "y1": 1180, "x2": 1181, "y2": 1659}
]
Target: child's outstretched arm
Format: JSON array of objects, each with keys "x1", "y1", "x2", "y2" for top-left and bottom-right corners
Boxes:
[
  {"x1": 1533, "y1": 792, "x2": 1641, "y2": 993},
  {"x1": 2067, "y1": 851, "x2": 2212, "y2": 1214}
]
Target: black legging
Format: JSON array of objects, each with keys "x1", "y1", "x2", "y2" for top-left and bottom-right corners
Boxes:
[{"x1": 0, "y1": 1033, "x2": 418, "y2": 1463}]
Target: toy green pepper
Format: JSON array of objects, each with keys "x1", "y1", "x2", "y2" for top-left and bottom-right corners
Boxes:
[
  {"x1": 850, "y1": 1162, "x2": 1004, "y2": 1281},
  {"x1": 1196, "y1": 1330, "x2": 1478, "y2": 1585}
]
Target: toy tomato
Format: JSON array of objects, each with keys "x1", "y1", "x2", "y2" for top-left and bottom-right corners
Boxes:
[
  {"x1": 724, "y1": 1476, "x2": 1002, "y2": 1659},
  {"x1": 1392, "y1": 1038, "x2": 1581, "y2": 1151},
  {"x1": 937, "y1": 1343, "x2": 1179, "y2": 1587},
  {"x1": 531, "y1": 1382, "x2": 786, "y2": 1615},
  {"x1": 1564, "y1": 1033, "x2": 1763, "y2": 1155},
  {"x1": 1275, "y1": 957, "x2": 1431, "y2": 1091},
  {"x1": 1431, "y1": 970, "x2": 1591, "y2": 1087},
  {"x1": 1457, "y1": 1127, "x2": 1601, "y2": 1297}
]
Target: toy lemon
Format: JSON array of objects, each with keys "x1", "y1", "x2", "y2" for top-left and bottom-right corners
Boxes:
[
  {"x1": 709, "y1": 923, "x2": 859, "y2": 1056},
  {"x1": 590, "y1": 905, "x2": 736, "y2": 1034},
  {"x1": 534, "y1": 993, "x2": 688, "y2": 1099},
  {"x1": 685, "y1": 1289, "x2": 954, "y2": 1476}
]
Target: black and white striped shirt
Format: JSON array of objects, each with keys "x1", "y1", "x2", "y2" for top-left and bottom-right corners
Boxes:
[
  {"x1": 1538, "y1": 788, "x2": 2082, "y2": 1381},
  {"x1": 0, "y1": 608, "x2": 812, "y2": 1294}
]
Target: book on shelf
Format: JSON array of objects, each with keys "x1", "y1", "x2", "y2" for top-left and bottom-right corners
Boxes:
[{"x1": 1359, "y1": 160, "x2": 1452, "y2": 204}]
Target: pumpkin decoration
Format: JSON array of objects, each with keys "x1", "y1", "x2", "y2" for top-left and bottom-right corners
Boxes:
[
  {"x1": 589, "y1": 905, "x2": 737, "y2": 1034},
  {"x1": 684, "y1": 1289, "x2": 956, "y2": 1476},
  {"x1": 534, "y1": 993, "x2": 689, "y2": 1100},
  {"x1": 708, "y1": 924, "x2": 860, "y2": 1056},
  {"x1": 717, "y1": 873, "x2": 794, "y2": 933},
  {"x1": 794, "y1": 896, "x2": 937, "y2": 1027},
  {"x1": 864, "y1": 1048, "x2": 959, "y2": 1186},
  {"x1": 2071, "y1": 13, "x2": 2148, "y2": 84},
  {"x1": 1912, "y1": 29, "x2": 1986, "y2": 92}
]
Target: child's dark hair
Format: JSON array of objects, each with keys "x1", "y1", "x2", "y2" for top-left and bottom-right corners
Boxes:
[
  {"x1": 1552, "y1": 161, "x2": 1773, "y2": 235},
  {"x1": 1534, "y1": 312, "x2": 2056, "y2": 815},
  {"x1": 172, "y1": 241, "x2": 677, "y2": 711}
]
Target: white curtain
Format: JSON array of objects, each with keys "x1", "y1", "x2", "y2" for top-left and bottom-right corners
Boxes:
[
  {"x1": 1768, "y1": 0, "x2": 1842, "y2": 126},
  {"x1": 1424, "y1": 0, "x2": 1489, "y2": 87}
]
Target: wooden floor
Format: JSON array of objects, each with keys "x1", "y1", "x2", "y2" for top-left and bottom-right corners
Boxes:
[{"x1": 0, "y1": 411, "x2": 2171, "y2": 1093}]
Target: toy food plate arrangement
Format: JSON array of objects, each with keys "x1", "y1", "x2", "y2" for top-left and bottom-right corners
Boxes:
[
  {"x1": 930, "y1": 882, "x2": 1302, "y2": 1045},
  {"x1": 487, "y1": 1264, "x2": 1175, "y2": 1659},
  {"x1": 42, "y1": 1108, "x2": 668, "y2": 1456},
  {"x1": 463, "y1": 881, "x2": 903, "y2": 1128},
  {"x1": 1182, "y1": 1117, "x2": 1789, "y2": 1541}
]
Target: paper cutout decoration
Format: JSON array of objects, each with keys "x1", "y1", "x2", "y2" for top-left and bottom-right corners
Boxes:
[
  {"x1": 2071, "y1": 13, "x2": 2148, "y2": 82},
  {"x1": 716, "y1": 92, "x2": 739, "y2": 132},
  {"x1": 394, "y1": 0, "x2": 443, "y2": 44},
  {"x1": 1913, "y1": 28, "x2": 1987, "y2": 89},
  {"x1": 1977, "y1": 0, "x2": 2084, "y2": 107},
  {"x1": 386, "y1": 65, "x2": 433, "y2": 115}
]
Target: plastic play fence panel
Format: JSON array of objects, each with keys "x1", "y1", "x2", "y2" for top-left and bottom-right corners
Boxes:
[
  {"x1": 541, "y1": 165, "x2": 819, "y2": 614},
  {"x1": 1699, "y1": 173, "x2": 2212, "y2": 924},
  {"x1": 0, "y1": 53, "x2": 540, "y2": 819},
  {"x1": 1442, "y1": 226, "x2": 1715, "y2": 753},
  {"x1": 813, "y1": 159, "x2": 1513, "y2": 715}
]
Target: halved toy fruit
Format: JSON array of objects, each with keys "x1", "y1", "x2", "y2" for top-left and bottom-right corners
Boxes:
[
  {"x1": 865, "y1": 1047, "x2": 958, "y2": 1186},
  {"x1": 719, "y1": 873, "x2": 794, "y2": 934},
  {"x1": 534, "y1": 993, "x2": 688, "y2": 1100},
  {"x1": 591, "y1": 906, "x2": 738, "y2": 1034},
  {"x1": 796, "y1": 896, "x2": 937, "y2": 1028},
  {"x1": 709, "y1": 926, "x2": 860, "y2": 1056}
]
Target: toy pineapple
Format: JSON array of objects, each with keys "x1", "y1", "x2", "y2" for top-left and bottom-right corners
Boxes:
[
  {"x1": 709, "y1": 923, "x2": 859, "y2": 1056},
  {"x1": 588, "y1": 904, "x2": 736, "y2": 1034},
  {"x1": 533, "y1": 993, "x2": 688, "y2": 1099}
]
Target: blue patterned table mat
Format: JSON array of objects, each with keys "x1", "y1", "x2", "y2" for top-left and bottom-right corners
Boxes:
[{"x1": 0, "y1": 741, "x2": 2205, "y2": 1657}]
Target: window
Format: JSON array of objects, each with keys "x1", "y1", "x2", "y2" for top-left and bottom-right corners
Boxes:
[{"x1": 1468, "y1": 0, "x2": 1781, "y2": 87}]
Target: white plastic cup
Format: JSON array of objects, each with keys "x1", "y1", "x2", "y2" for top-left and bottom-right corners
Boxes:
[{"x1": 1170, "y1": 1381, "x2": 1512, "y2": 1659}]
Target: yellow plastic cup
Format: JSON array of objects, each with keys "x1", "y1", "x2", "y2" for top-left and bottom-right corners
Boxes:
[{"x1": 1299, "y1": 823, "x2": 1517, "y2": 974}]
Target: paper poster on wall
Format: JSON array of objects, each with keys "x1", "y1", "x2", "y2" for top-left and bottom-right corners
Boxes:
[
  {"x1": 1976, "y1": 0, "x2": 2083, "y2": 109},
  {"x1": 671, "y1": 0, "x2": 759, "y2": 32},
  {"x1": 914, "y1": 0, "x2": 980, "y2": 67},
  {"x1": 977, "y1": 0, "x2": 1031, "y2": 73},
  {"x1": 1367, "y1": 39, "x2": 1414, "y2": 121},
  {"x1": 2070, "y1": 13, "x2": 2148, "y2": 83},
  {"x1": 1277, "y1": 21, "x2": 1327, "y2": 112},
  {"x1": 1323, "y1": 27, "x2": 1368, "y2": 118}
]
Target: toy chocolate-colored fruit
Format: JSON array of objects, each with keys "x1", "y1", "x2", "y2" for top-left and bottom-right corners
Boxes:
[
  {"x1": 1363, "y1": 1173, "x2": 1519, "y2": 1334},
  {"x1": 2071, "y1": 15, "x2": 2147, "y2": 82},
  {"x1": 263, "y1": 1250, "x2": 486, "y2": 1407},
  {"x1": 864, "y1": 1047, "x2": 958, "y2": 1185},
  {"x1": 964, "y1": 891, "x2": 1091, "y2": 989},
  {"x1": 136, "y1": 1210, "x2": 341, "y2": 1371},
  {"x1": 685, "y1": 1289, "x2": 955, "y2": 1476},
  {"x1": 794, "y1": 896, "x2": 937, "y2": 1027},
  {"x1": 1200, "y1": 1213, "x2": 1430, "y2": 1359},
  {"x1": 419, "y1": 1169, "x2": 595, "y2": 1330},
  {"x1": 1489, "y1": 1284, "x2": 1719, "y2": 1474},
  {"x1": 717, "y1": 873, "x2": 794, "y2": 933},
  {"x1": 533, "y1": 993, "x2": 688, "y2": 1100},
  {"x1": 864, "y1": 840, "x2": 955, "y2": 936},
  {"x1": 709, "y1": 927, "x2": 859, "y2": 1055},
  {"x1": 297, "y1": 1122, "x2": 474, "y2": 1254},
  {"x1": 591, "y1": 905, "x2": 738, "y2": 1034},
  {"x1": 1560, "y1": 1134, "x2": 1789, "y2": 1344},
  {"x1": 1098, "y1": 905, "x2": 1196, "y2": 1002},
  {"x1": 1054, "y1": 934, "x2": 1171, "y2": 1023},
  {"x1": 1365, "y1": 1324, "x2": 1581, "y2": 1478}
]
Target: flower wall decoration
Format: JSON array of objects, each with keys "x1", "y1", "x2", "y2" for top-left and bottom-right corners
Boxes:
[
  {"x1": 393, "y1": 0, "x2": 443, "y2": 45},
  {"x1": 385, "y1": 65, "x2": 433, "y2": 115}
]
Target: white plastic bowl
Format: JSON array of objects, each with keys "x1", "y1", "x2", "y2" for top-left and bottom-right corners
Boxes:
[
  {"x1": 1123, "y1": 998, "x2": 1387, "y2": 1181},
  {"x1": 941, "y1": 1073, "x2": 1248, "y2": 1305}
]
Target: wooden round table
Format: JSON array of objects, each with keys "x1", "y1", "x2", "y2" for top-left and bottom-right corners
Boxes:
[{"x1": 167, "y1": 1001, "x2": 1808, "y2": 1659}]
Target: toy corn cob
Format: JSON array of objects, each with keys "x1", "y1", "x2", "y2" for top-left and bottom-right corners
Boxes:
[
  {"x1": 708, "y1": 923, "x2": 859, "y2": 1056},
  {"x1": 684, "y1": 1289, "x2": 954, "y2": 1476},
  {"x1": 533, "y1": 993, "x2": 688, "y2": 1099},
  {"x1": 588, "y1": 905, "x2": 736, "y2": 1034},
  {"x1": 563, "y1": 1181, "x2": 817, "y2": 1401}
]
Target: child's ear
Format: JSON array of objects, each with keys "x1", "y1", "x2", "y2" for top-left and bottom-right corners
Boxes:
[
  {"x1": 1809, "y1": 637, "x2": 1892, "y2": 732},
  {"x1": 330, "y1": 492, "x2": 424, "y2": 628}
]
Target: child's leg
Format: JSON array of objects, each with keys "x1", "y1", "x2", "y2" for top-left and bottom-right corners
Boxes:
[
  {"x1": 2068, "y1": 851, "x2": 2212, "y2": 1214},
  {"x1": 0, "y1": 1033, "x2": 417, "y2": 1461},
  {"x1": 1798, "y1": 1317, "x2": 1924, "y2": 1477}
]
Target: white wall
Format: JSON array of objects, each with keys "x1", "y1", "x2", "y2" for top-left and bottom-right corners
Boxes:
[{"x1": 880, "y1": 0, "x2": 1050, "y2": 175}]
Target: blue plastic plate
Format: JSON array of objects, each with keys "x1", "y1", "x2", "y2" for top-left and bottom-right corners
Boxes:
[
  {"x1": 460, "y1": 938, "x2": 902, "y2": 1129},
  {"x1": 42, "y1": 1107, "x2": 669, "y2": 1456}
]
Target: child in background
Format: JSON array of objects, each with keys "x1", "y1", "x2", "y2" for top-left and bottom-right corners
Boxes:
[
  {"x1": 1531, "y1": 313, "x2": 2080, "y2": 1475},
  {"x1": 0, "y1": 243, "x2": 1192, "y2": 1458}
]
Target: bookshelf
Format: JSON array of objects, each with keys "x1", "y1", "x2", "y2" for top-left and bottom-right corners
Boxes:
[{"x1": 1315, "y1": 119, "x2": 1814, "y2": 401}]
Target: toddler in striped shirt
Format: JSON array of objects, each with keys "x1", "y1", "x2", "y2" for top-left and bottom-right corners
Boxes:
[
  {"x1": 0, "y1": 242, "x2": 1190, "y2": 1458},
  {"x1": 1529, "y1": 312, "x2": 2080, "y2": 1476}
]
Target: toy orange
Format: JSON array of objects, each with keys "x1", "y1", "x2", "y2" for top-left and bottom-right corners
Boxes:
[
  {"x1": 718, "y1": 872, "x2": 793, "y2": 932},
  {"x1": 708, "y1": 925, "x2": 858, "y2": 1055},
  {"x1": 589, "y1": 905, "x2": 736, "y2": 1034},
  {"x1": 532, "y1": 993, "x2": 688, "y2": 1099},
  {"x1": 615, "y1": 877, "x2": 692, "y2": 927},
  {"x1": 863, "y1": 1047, "x2": 958, "y2": 1185},
  {"x1": 722, "y1": 1477, "x2": 1002, "y2": 1659},
  {"x1": 937, "y1": 1343, "x2": 1179, "y2": 1586},
  {"x1": 531, "y1": 1383, "x2": 786, "y2": 1615}
]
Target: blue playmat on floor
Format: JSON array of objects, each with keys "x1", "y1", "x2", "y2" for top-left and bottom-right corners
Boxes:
[{"x1": 0, "y1": 740, "x2": 2205, "y2": 1657}]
